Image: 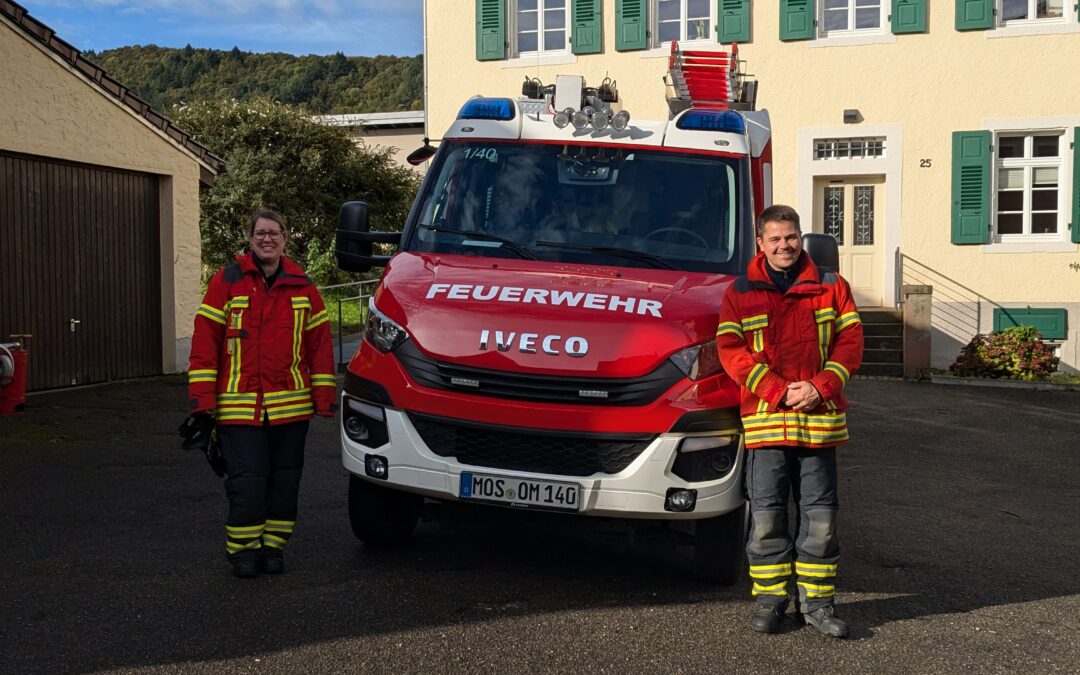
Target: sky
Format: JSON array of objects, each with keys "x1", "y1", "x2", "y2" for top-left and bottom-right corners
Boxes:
[{"x1": 17, "y1": 0, "x2": 423, "y2": 57}]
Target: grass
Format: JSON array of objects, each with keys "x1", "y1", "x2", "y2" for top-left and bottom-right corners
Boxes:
[{"x1": 324, "y1": 294, "x2": 367, "y2": 336}]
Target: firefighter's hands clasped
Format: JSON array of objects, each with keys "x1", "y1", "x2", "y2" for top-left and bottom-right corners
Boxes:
[{"x1": 784, "y1": 381, "x2": 822, "y2": 412}]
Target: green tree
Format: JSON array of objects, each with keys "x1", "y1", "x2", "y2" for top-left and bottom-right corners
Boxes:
[{"x1": 171, "y1": 98, "x2": 420, "y2": 286}]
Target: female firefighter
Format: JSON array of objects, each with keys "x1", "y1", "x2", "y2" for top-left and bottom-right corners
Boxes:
[{"x1": 187, "y1": 209, "x2": 337, "y2": 578}]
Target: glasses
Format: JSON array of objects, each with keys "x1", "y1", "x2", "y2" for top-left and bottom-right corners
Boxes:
[{"x1": 252, "y1": 230, "x2": 284, "y2": 240}]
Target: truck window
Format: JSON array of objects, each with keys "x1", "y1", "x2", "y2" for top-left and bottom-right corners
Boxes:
[{"x1": 407, "y1": 141, "x2": 749, "y2": 274}]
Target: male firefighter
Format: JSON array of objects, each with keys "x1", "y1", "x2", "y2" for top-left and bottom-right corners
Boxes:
[
  {"x1": 715, "y1": 204, "x2": 863, "y2": 638},
  {"x1": 187, "y1": 209, "x2": 337, "y2": 578}
]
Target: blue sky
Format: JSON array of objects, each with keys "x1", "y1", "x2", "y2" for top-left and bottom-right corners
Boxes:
[{"x1": 18, "y1": 0, "x2": 423, "y2": 56}]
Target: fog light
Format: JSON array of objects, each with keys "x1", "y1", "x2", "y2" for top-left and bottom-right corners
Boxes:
[
  {"x1": 344, "y1": 416, "x2": 369, "y2": 442},
  {"x1": 553, "y1": 107, "x2": 573, "y2": 129},
  {"x1": 570, "y1": 110, "x2": 590, "y2": 130},
  {"x1": 665, "y1": 488, "x2": 697, "y2": 512},
  {"x1": 709, "y1": 453, "x2": 733, "y2": 474},
  {"x1": 590, "y1": 109, "x2": 610, "y2": 130},
  {"x1": 365, "y1": 454, "x2": 389, "y2": 480},
  {"x1": 610, "y1": 110, "x2": 631, "y2": 132}
]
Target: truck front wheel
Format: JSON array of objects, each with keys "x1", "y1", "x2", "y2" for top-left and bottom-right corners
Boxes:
[
  {"x1": 348, "y1": 474, "x2": 422, "y2": 545},
  {"x1": 692, "y1": 504, "x2": 747, "y2": 585}
]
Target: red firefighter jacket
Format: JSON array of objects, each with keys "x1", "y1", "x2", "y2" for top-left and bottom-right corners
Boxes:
[
  {"x1": 188, "y1": 253, "x2": 336, "y2": 425},
  {"x1": 716, "y1": 251, "x2": 863, "y2": 449}
]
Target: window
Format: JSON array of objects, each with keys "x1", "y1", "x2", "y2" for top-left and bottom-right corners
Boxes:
[
  {"x1": 1000, "y1": 0, "x2": 1064, "y2": 23},
  {"x1": 514, "y1": 0, "x2": 568, "y2": 55},
  {"x1": 814, "y1": 137, "x2": 886, "y2": 160},
  {"x1": 821, "y1": 0, "x2": 886, "y2": 36},
  {"x1": 654, "y1": 0, "x2": 713, "y2": 45},
  {"x1": 995, "y1": 132, "x2": 1063, "y2": 238}
]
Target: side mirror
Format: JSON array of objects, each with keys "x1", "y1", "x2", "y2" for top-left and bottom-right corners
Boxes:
[
  {"x1": 406, "y1": 141, "x2": 437, "y2": 166},
  {"x1": 334, "y1": 201, "x2": 402, "y2": 273},
  {"x1": 802, "y1": 233, "x2": 839, "y2": 273}
]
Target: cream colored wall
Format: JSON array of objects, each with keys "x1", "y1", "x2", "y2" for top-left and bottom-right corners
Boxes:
[
  {"x1": 348, "y1": 127, "x2": 428, "y2": 171},
  {"x1": 0, "y1": 18, "x2": 206, "y2": 373},
  {"x1": 426, "y1": 1, "x2": 1080, "y2": 370}
]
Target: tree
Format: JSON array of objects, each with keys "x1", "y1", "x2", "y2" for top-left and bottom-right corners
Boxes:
[{"x1": 171, "y1": 98, "x2": 420, "y2": 286}]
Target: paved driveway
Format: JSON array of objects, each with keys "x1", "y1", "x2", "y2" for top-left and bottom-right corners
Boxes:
[{"x1": 1, "y1": 377, "x2": 1078, "y2": 673}]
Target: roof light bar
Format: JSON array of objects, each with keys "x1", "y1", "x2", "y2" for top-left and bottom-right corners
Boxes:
[
  {"x1": 458, "y1": 97, "x2": 516, "y2": 121},
  {"x1": 676, "y1": 110, "x2": 746, "y2": 134}
]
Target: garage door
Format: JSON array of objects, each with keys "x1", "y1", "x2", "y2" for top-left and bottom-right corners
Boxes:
[{"x1": 0, "y1": 151, "x2": 162, "y2": 391}]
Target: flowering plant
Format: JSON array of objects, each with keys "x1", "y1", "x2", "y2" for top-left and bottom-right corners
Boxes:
[{"x1": 950, "y1": 325, "x2": 1059, "y2": 381}]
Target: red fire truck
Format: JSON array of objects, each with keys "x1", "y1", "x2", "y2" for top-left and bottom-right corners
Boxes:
[{"x1": 333, "y1": 46, "x2": 804, "y2": 583}]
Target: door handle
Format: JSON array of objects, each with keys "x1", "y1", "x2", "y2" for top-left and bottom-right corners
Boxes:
[{"x1": 70, "y1": 319, "x2": 81, "y2": 333}]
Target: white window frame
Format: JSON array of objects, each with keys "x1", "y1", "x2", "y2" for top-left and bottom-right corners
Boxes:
[
  {"x1": 989, "y1": 0, "x2": 1080, "y2": 37},
  {"x1": 510, "y1": 0, "x2": 570, "y2": 58},
  {"x1": 993, "y1": 131, "x2": 1066, "y2": 243},
  {"x1": 652, "y1": 0, "x2": 716, "y2": 48},
  {"x1": 999, "y1": 0, "x2": 1067, "y2": 25},
  {"x1": 818, "y1": 0, "x2": 887, "y2": 38}
]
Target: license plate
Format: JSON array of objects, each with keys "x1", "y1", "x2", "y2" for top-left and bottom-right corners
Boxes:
[{"x1": 458, "y1": 472, "x2": 581, "y2": 512}]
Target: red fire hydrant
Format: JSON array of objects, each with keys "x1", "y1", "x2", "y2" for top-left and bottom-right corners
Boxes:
[{"x1": 0, "y1": 338, "x2": 28, "y2": 415}]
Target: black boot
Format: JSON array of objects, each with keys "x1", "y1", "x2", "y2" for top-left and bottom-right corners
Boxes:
[
  {"x1": 801, "y1": 605, "x2": 850, "y2": 638},
  {"x1": 231, "y1": 555, "x2": 260, "y2": 578},
  {"x1": 750, "y1": 602, "x2": 787, "y2": 634},
  {"x1": 261, "y1": 549, "x2": 285, "y2": 575}
]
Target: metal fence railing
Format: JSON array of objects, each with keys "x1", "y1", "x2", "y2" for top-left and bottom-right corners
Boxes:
[{"x1": 318, "y1": 279, "x2": 379, "y2": 372}]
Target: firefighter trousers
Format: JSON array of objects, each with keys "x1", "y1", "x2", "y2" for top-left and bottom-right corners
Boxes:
[
  {"x1": 745, "y1": 447, "x2": 840, "y2": 613},
  {"x1": 218, "y1": 420, "x2": 309, "y2": 561}
]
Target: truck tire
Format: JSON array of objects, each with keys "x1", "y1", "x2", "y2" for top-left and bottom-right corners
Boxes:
[
  {"x1": 692, "y1": 504, "x2": 747, "y2": 585},
  {"x1": 348, "y1": 474, "x2": 422, "y2": 545}
]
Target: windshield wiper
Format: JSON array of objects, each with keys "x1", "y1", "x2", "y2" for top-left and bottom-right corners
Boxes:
[
  {"x1": 534, "y1": 240, "x2": 676, "y2": 270},
  {"x1": 421, "y1": 224, "x2": 537, "y2": 260}
]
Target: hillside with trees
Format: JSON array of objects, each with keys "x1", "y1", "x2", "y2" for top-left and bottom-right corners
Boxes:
[{"x1": 85, "y1": 45, "x2": 423, "y2": 113}]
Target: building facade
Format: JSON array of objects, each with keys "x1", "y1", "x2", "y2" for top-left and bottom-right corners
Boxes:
[
  {"x1": 314, "y1": 110, "x2": 428, "y2": 171},
  {"x1": 424, "y1": 0, "x2": 1080, "y2": 372}
]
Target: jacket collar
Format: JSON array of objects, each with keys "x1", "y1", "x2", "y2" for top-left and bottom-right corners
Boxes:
[
  {"x1": 235, "y1": 252, "x2": 308, "y2": 284},
  {"x1": 746, "y1": 251, "x2": 821, "y2": 291}
]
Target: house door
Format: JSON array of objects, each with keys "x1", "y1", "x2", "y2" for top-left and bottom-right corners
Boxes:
[{"x1": 812, "y1": 175, "x2": 884, "y2": 308}]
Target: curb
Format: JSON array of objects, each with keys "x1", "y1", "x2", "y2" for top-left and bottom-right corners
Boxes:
[{"x1": 930, "y1": 375, "x2": 1080, "y2": 392}]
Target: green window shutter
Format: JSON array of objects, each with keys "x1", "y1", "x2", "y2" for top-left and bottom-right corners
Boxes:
[
  {"x1": 616, "y1": 0, "x2": 648, "y2": 50},
  {"x1": 718, "y1": 0, "x2": 750, "y2": 43},
  {"x1": 780, "y1": 0, "x2": 815, "y2": 41},
  {"x1": 891, "y1": 0, "x2": 926, "y2": 33},
  {"x1": 1073, "y1": 127, "x2": 1080, "y2": 243},
  {"x1": 951, "y1": 130, "x2": 991, "y2": 245},
  {"x1": 476, "y1": 0, "x2": 506, "y2": 61},
  {"x1": 993, "y1": 308, "x2": 1067, "y2": 340},
  {"x1": 571, "y1": 0, "x2": 602, "y2": 54},
  {"x1": 955, "y1": 0, "x2": 994, "y2": 31}
]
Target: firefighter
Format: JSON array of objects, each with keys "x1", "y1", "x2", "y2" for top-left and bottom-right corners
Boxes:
[
  {"x1": 187, "y1": 209, "x2": 337, "y2": 578},
  {"x1": 715, "y1": 204, "x2": 863, "y2": 638}
]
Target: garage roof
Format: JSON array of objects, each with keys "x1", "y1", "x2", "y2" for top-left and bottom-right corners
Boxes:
[{"x1": 0, "y1": 0, "x2": 228, "y2": 185}]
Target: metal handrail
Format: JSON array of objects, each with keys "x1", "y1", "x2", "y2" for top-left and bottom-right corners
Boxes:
[{"x1": 318, "y1": 279, "x2": 379, "y2": 370}]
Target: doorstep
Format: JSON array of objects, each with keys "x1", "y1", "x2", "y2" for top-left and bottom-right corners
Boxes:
[{"x1": 930, "y1": 375, "x2": 1080, "y2": 392}]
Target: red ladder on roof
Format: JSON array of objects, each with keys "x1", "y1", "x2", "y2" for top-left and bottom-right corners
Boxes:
[{"x1": 667, "y1": 41, "x2": 740, "y2": 110}]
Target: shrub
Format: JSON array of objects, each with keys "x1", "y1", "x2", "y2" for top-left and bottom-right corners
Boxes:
[{"x1": 950, "y1": 325, "x2": 1059, "y2": 381}]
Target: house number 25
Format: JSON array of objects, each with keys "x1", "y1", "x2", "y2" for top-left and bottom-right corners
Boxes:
[{"x1": 920, "y1": 159, "x2": 932, "y2": 168}]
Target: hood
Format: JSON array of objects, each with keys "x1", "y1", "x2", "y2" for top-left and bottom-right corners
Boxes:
[{"x1": 373, "y1": 253, "x2": 734, "y2": 378}]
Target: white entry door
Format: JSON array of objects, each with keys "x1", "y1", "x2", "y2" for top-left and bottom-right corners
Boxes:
[{"x1": 812, "y1": 175, "x2": 884, "y2": 308}]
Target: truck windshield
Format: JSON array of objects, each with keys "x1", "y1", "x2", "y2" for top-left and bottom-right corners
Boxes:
[{"x1": 405, "y1": 141, "x2": 750, "y2": 274}]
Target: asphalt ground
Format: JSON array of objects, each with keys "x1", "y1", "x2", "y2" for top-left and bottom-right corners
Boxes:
[{"x1": 1, "y1": 377, "x2": 1079, "y2": 674}]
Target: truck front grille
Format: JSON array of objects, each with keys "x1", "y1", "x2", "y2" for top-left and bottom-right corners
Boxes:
[
  {"x1": 396, "y1": 341, "x2": 683, "y2": 406},
  {"x1": 408, "y1": 413, "x2": 656, "y2": 476}
]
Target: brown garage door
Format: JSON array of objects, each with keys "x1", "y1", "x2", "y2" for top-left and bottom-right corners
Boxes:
[{"x1": 0, "y1": 151, "x2": 162, "y2": 391}]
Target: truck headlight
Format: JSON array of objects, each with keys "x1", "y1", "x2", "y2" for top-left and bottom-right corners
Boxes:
[
  {"x1": 364, "y1": 300, "x2": 409, "y2": 353},
  {"x1": 668, "y1": 341, "x2": 723, "y2": 381}
]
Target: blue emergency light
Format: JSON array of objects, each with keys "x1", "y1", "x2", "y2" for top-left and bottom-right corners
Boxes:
[
  {"x1": 676, "y1": 109, "x2": 746, "y2": 134},
  {"x1": 458, "y1": 97, "x2": 516, "y2": 121}
]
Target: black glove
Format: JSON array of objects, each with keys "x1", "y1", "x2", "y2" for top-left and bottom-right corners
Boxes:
[{"x1": 178, "y1": 413, "x2": 226, "y2": 478}]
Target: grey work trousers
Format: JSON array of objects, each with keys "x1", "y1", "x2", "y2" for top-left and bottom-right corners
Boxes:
[{"x1": 745, "y1": 447, "x2": 840, "y2": 612}]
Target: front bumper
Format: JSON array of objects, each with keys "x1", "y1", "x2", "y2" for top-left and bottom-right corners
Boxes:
[{"x1": 340, "y1": 394, "x2": 745, "y2": 520}]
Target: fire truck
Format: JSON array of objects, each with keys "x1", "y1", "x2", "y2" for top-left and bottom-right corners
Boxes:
[{"x1": 333, "y1": 45, "x2": 823, "y2": 583}]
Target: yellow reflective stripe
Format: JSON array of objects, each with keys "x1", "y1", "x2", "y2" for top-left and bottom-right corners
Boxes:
[
  {"x1": 824, "y1": 361, "x2": 850, "y2": 386},
  {"x1": 741, "y1": 314, "x2": 768, "y2": 331},
  {"x1": 746, "y1": 363, "x2": 769, "y2": 393},
  {"x1": 217, "y1": 393, "x2": 258, "y2": 405},
  {"x1": 227, "y1": 523, "x2": 265, "y2": 535},
  {"x1": 290, "y1": 309, "x2": 304, "y2": 389},
  {"x1": 197, "y1": 304, "x2": 227, "y2": 324},
  {"x1": 264, "y1": 388, "x2": 312, "y2": 404},
  {"x1": 226, "y1": 336, "x2": 242, "y2": 393},
  {"x1": 291, "y1": 297, "x2": 312, "y2": 310},
  {"x1": 262, "y1": 533, "x2": 289, "y2": 546},
  {"x1": 716, "y1": 321, "x2": 744, "y2": 339},
  {"x1": 743, "y1": 411, "x2": 848, "y2": 429},
  {"x1": 266, "y1": 403, "x2": 314, "y2": 420},
  {"x1": 226, "y1": 296, "x2": 250, "y2": 310},
  {"x1": 752, "y1": 330, "x2": 764, "y2": 353},
  {"x1": 814, "y1": 308, "x2": 837, "y2": 323},
  {"x1": 263, "y1": 538, "x2": 285, "y2": 549},
  {"x1": 265, "y1": 519, "x2": 295, "y2": 532},
  {"x1": 217, "y1": 409, "x2": 257, "y2": 421},
  {"x1": 306, "y1": 309, "x2": 329, "y2": 331},
  {"x1": 310, "y1": 374, "x2": 336, "y2": 387},
  {"x1": 226, "y1": 540, "x2": 262, "y2": 553},
  {"x1": 188, "y1": 369, "x2": 217, "y2": 383},
  {"x1": 797, "y1": 581, "x2": 835, "y2": 598},
  {"x1": 749, "y1": 563, "x2": 792, "y2": 579},
  {"x1": 746, "y1": 429, "x2": 849, "y2": 444},
  {"x1": 756, "y1": 398, "x2": 769, "y2": 414},
  {"x1": 836, "y1": 311, "x2": 861, "y2": 331},
  {"x1": 796, "y1": 562, "x2": 838, "y2": 577},
  {"x1": 817, "y1": 321, "x2": 833, "y2": 369},
  {"x1": 752, "y1": 581, "x2": 789, "y2": 596}
]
